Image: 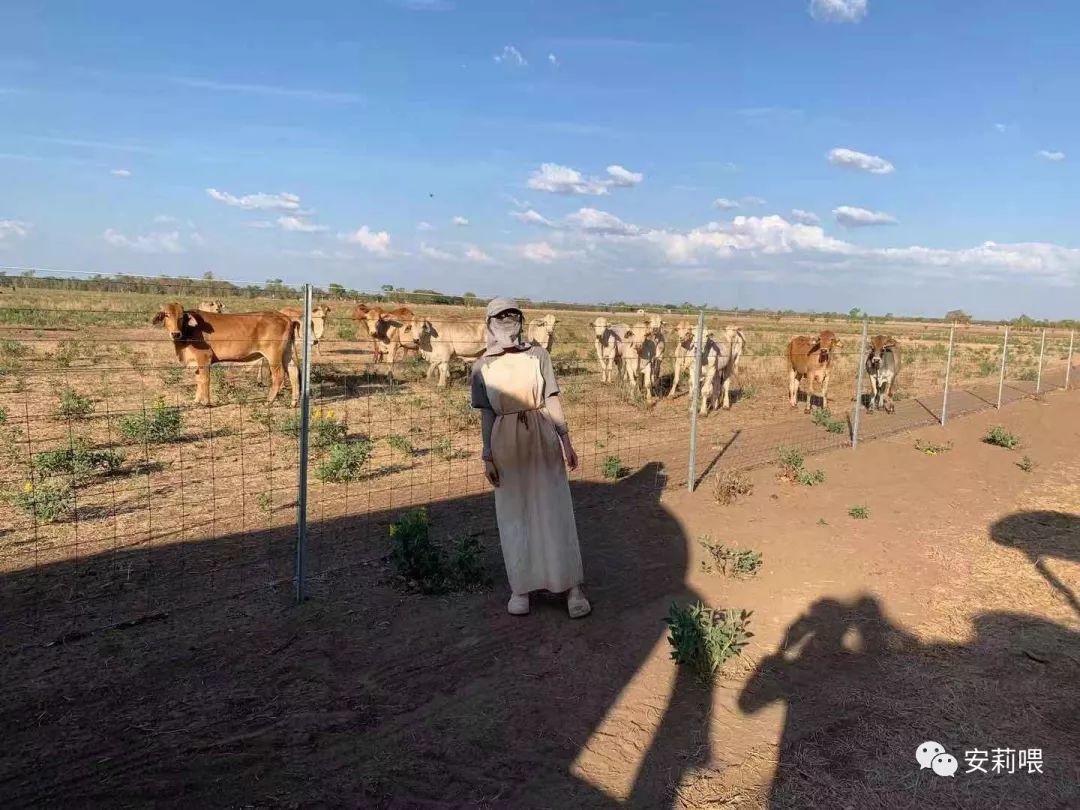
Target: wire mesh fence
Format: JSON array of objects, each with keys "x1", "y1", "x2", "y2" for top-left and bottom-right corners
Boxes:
[{"x1": 0, "y1": 272, "x2": 1075, "y2": 647}]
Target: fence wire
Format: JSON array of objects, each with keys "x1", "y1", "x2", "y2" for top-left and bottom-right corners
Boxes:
[{"x1": 0, "y1": 277, "x2": 1075, "y2": 646}]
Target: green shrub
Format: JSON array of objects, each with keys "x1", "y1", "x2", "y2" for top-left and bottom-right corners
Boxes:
[
  {"x1": 0, "y1": 405, "x2": 6, "y2": 426},
  {"x1": 1017, "y1": 367, "x2": 1037, "y2": 382},
  {"x1": 977, "y1": 357, "x2": 996, "y2": 376},
  {"x1": 280, "y1": 407, "x2": 347, "y2": 448},
  {"x1": 848, "y1": 505, "x2": 871, "y2": 520},
  {"x1": 256, "y1": 491, "x2": 273, "y2": 515},
  {"x1": 699, "y1": 535, "x2": 762, "y2": 578},
  {"x1": 33, "y1": 439, "x2": 124, "y2": 478},
  {"x1": 4, "y1": 481, "x2": 73, "y2": 524},
  {"x1": 336, "y1": 321, "x2": 357, "y2": 341},
  {"x1": 601, "y1": 455, "x2": 627, "y2": 479},
  {"x1": 388, "y1": 508, "x2": 492, "y2": 594},
  {"x1": 1017, "y1": 455, "x2": 1036, "y2": 473},
  {"x1": 0, "y1": 338, "x2": 29, "y2": 378},
  {"x1": 55, "y1": 387, "x2": 94, "y2": 420},
  {"x1": 712, "y1": 469, "x2": 753, "y2": 505},
  {"x1": 811, "y1": 407, "x2": 845, "y2": 434},
  {"x1": 665, "y1": 602, "x2": 753, "y2": 682},
  {"x1": 386, "y1": 434, "x2": 414, "y2": 455},
  {"x1": 777, "y1": 446, "x2": 825, "y2": 486},
  {"x1": 159, "y1": 366, "x2": 183, "y2": 386},
  {"x1": 118, "y1": 398, "x2": 183, "y2": 444},
  {"x1": 983, "y1": 425, "x2": 1020, "y2": 449},
  {"x1": 914, "y1": 439, "x2": 952, "y2": 456},
  {"x1": 315, "y1": 439, "x2": 373, "y2": 483},
  {"x1": 431, "y1": 436, "x2": 466, "y2": 461}
]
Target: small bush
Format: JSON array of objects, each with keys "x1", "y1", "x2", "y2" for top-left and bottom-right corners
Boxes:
[
  {"x1": 915, "y1": 439, "x2": 952, "y2": 456},
  {"x1": 159, "y1": 366, "x2": 183, "y2": 386},
  {"x1": 601, "y1": 455, "x2": 627, "y2": 479},
  {"x1": 386, "y1": 434, "x2": 414, "y2": 455},
  {"x1": 699, "y1": 535, "x2": 762, "y2": 578},
  {"x1": 665, "y1": 602, "x2": 753, "y2": 682},
  {"x1": 336, "y1": 321, "x2": 357, "y2": 341},
  {"x1": 848, "y1": 505, "x2": 870, "y2": 520},
  {"x1": 33, "y1": 439, "x2": 124, "y2": 478},
  {"x1": 977, "y1": 357, "x2": 996, "y2": 377},
  {"x1": 431, "y1": 436, "x2": 466, "y2": 461},
  {"x1": 983, "y1": 425, "x2": 1020, "y2": 449},
  {"x1": 280, "y1": 408, "x2": 347, "y2": 449},
  {"x1": 388, "y1": 508, "x2": 492, "y2": 594},
  {"x1": 4, "y1": 481, "x2": 73, "y2": 524},
  {"x1": 256, "y1": 491, "x2": 272, "y2": 515},
  {"x1": 1017, "y1": 367, "x2": 1038, "y2": 382},
  {"x1": 777, "y1": 446, "x2": 825, "y2": 486},
  {"x1": 55, "y1": 387, "x2": 95, "y2": 420},
  {"x1": 1017, "y1": 455, "x2": 1036, "y2": 473},
  {"x1": 315, "y1": 439, "x2": 373, "y2": 483},
  {"x1": 811, "y1": 407, "x2": 845, "y2": 434},
  {"x1": 0, "y1": 338, "x2": 29, "y2": 378},
  {"x1": 0, "y1": 405, "x2": 6, "y2": 426},
  {"x1": 118, "y1": 398, "x2": 183, "y2": 444},
  {"x1": 712, "y1": 469, "x2": 753, "y2": 505}
]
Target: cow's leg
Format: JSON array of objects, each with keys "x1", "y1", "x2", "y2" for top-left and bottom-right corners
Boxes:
[
  {"x1": 195, "y1": 363, "x2": 212, "y2": 406},
  {"x1": 667, "y1": 356, "x2": 682, "y2": 397},
  {"x1": 285, "y1": 351, "x2": 299, "y2": 408},
  {"x1": 699, "y1": 364, "x2": 715, "y2": 416},
  {"x1": 804, "y1": 373, "x2": 816, "y2": 414},
  {"x1": 819, "y1": 371, "x2": 830, "y2": 413},
  {"x1": 437, "y1": 361, "x2": 450, "y2": 388},
  {"x1": 885, "y1": 375, "x2": 896, "y2": 413},
  {"x1": 722, "y1": 371, "x2": 733, "y2": 410},
  {"x1": 265, "y1": 359, "x2": 285, "y2": 404},
  {"x1": 642, "y1": 362, "x2": 653, "y2": 402},
  {"x1": 789, "y1": 369, "x2": 799, "y2": 408},
  {"x1": 385, "y1": 343, "x2": 398, "y2": 382}
]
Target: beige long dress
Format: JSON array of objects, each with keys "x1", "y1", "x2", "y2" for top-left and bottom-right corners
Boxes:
[{"x1": 472, "y1": 347, "x2": 584, "y2": 595}]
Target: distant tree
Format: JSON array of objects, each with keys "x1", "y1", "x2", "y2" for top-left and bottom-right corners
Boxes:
[
  {"x1": 944, "y1": 309, "x2": 972, "y2": 324},
  {"x1": 848, "y1": 307, "x2": 862, "y2": 320},
  {"x1": 328, "y1": 283, "x2": 345, "y2": 297},
  {"x1": 203, "y1": 270, "x2": 215, "y2": 280},
  {"x1": 381, "y1": 284, "x2": 395, "y2": 293}
]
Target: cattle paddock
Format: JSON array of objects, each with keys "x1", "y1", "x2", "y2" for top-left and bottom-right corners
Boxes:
[{"x1": 0, "y1": 280, "x2": 1076, "y2": 647}]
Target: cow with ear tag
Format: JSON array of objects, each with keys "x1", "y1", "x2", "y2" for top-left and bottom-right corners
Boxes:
[
  {"x1": 865, "y1": 335, "x2": 900, "y2": 413},
  {"x1": 152, "y1": 301, "x2": 299, "y2": 407}
]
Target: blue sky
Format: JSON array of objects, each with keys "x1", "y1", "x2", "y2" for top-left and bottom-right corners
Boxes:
[{"x1": 1, "y1": 0, "x2": 1078, "y2": 318}]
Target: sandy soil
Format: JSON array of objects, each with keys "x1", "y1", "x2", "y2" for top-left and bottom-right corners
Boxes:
[{"x1": 0, "y1": 382, "x2": 1076, "y2": 808}]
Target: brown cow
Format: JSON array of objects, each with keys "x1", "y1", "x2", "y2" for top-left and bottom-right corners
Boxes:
[
  {"x1": 786, "y1": 330, "x2": 842, "y2": 413},
  {"x1": 197, "y1": 300, "x2": 224, "y2": 313},
  {"x1": 353, "y1": 305, "x2": 416, "y2": 377},
  {"x1": 153, "y1": 302, "x2": 299, "y2": 406},
  {"x1": 256, "y1": 305, "x2": 330, "y2": 384}
]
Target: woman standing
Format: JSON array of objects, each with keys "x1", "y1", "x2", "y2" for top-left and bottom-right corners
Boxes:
[{"x1": 471, "y1": 298, "x2": 591, "y2": 618}]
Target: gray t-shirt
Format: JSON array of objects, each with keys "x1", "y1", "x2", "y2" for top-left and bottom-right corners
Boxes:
[{"x1": 470, "y1": 345, "x2": 560, "y2": 410}]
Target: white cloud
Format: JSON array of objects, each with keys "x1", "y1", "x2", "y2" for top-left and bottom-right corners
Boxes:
[
  {"x1": 520, "y1": 241, "x2": 576, "y2": 263},
  {"x1": 644, "y1": 215, "x2": 853, "y2": 264},
  {"x1": 245, "y1": 220, "x2": 276, "y2": 229},
  {"x1": 713, "y1": 198, "x2": 740, "y2": 210},
  {"x1": 0, "y1": 219, "x2": 31, "y2": 242},
  {"x1": 420, "y1": 243, "x2": 456, "y2": 261},
  {"x1": 171, "y1": 77, "x2": 362, "y2": 104},
  {"x1": 833, "y1": 205, "x2": 898, "y2": 227},
  {"x1": 809, "y1": 0, "x2": 868, "y2": 23},
  {"x1": 452, "y1": 215, "x2": 470, "y2": 226},
  {"x1": 464, "y1": 245, "x2": 494, "y2": 263},
  {"x1": 605, "y1": 164, "x2": 643, "y2": 187},
  {"x1": 742, "y1": 195, "x2": 767, "y2": 206},
  {"x1": 339, "y1": 225, "x2": 391, "y2": 255},
  {"x1": 1035, "y1": 149, "x2": 1065, "y2": 162},
  {"x1": 153, "y1": 214, "x2": 179, "y2": 224},
  {"x1": 511, "y1": 209, "x2": 555, "y2": 227},
  {"x1": 526, "y1": 162, "x2": 644, "y2": 195},
  {"x1": 110, "y1": 168, "x2": 132, "y2": 178},
  {"x1": 993, "y1": 123, "x2": 1008, "y2": 133},
  {"x1": 827, "y1": 147, "x2": 895, "y2": 175},
  {"x1": 565, "y1": 207, "x2": 641, "y2": 236},
  {"x1": 277, "y1": 216, "x2": 328, "y2": 233},
  {"x1": 791, "y1": 209, "x2": 821, "y2": 225},
  {"x1": 102, "y1": 228, "x2": 184, "y2": 254},
  {"x1": 417, "y1": 221, "x2": 434, "y2": 231},
  {"x1": 206, "y1": 188, "x2": 303, "y2": 212},
  {"x1": 548, "y1": 53, "x2": 560, "y2": 67},
  {"x1": 494, "y1": 45, "x2": 527, "y2": 67}
]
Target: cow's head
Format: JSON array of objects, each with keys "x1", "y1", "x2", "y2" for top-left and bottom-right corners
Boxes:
[
  {"x1": 813, "y1": 330, "x2": 842, "y2": 361},
  {"x1": 866, "y1": 335, "x2": 897, "y2": 370},
  {"x1": 592, "y1": 317, "x2": 608, "y2": 338},
  {"x1": 674, "y1": 320, "x2": 694, "y2": 343},
  {"x1": 197, "y1": 300, "x2": 224, "y2": 313},
  {"x1": 530, "y1": 314, "x2": 557, "y2": 347},
  {"x1": 152, "y1": 302, "x2": 198, "y2": 340}
]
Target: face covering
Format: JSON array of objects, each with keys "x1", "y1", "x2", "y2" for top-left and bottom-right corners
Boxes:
[{"x1": 483, "y1": 297, "x2": 528, "y2": 356}]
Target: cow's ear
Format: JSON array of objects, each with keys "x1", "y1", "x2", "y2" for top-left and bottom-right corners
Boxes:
[
  {"x1": 185, "y1": 312, "x2": 200, "y2": 328},
  {"x1": 884, "y1": 337, "x2": 898, "y2": 349},
  {"x1": 152, "y1": 310, "x2": 166, "y2": 325}
]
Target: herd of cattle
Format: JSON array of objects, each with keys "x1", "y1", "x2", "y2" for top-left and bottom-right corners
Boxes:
[{"x1": 151, "y1": 301, "x2": 902, "y2": 419}]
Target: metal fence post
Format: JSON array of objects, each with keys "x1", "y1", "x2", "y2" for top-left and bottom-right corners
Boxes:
[
  {"x1": 295, "y1": 283, "x2": 313, "y2": 603},
  {"x1": 1066, "y1": 330, "x2": 1075, "y2": 390},
  {"x1": 851, "y1": 318, "x2": 868, "y2": 448},
  {"x1": 940, "y1": 323, "x2": 955, "y2": 425},
  {"x1": 996, "y1": 326, "x2": 1009, "y2": 409},
  {"x1": 1036, "y1": 328, "x2": 1046, "y2": 394},
  {"x1": 687, "y1": 310, "x2": 705, "y2": 492}
]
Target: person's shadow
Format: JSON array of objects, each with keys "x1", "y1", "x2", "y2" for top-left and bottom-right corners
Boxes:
[
  {"x1": 990, "y1": 510, "x2": 1080, "y2": 617},
  {"x1": 739, "y1": 594, "x2": 1080, "y2": 808}
]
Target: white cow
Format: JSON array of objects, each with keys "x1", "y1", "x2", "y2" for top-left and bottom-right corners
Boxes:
[
  {"x1": 406, "y1": 315, "x2": 486, "y2": 388},
  {"x1": 528, "y1": 314, "x2": 557, "y2": 352},
  {"x1": 621, "y1": 314, "x2": 665, "y2": 402},
  {"x1": 592, "y1": 317, "x2": 627, "y2": 384},
  {"x1": 667, "y1": 320, "x2": 697, "y2": 398},
  {"x1": 699, "y1": 326, "x2": 746, "y2": 415}
]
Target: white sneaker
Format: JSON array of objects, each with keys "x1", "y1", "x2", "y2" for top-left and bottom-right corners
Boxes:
[
  {"x1": 507, "y1": 593, "x2": 530, "y2": 616},
  {"x1": 567, "y1": 586, "x2": 591, "y2": 619}
]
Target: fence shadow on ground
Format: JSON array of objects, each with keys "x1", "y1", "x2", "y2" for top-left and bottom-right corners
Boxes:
[
  {"x1": 0, "y1": 462, "x2": 721, "y2": 808},
  {"x1": 739, "y1": 592, "x2": 1080, "y2": 808}
]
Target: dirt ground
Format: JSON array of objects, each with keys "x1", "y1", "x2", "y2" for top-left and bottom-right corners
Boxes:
[{"x1": 1, "y1": 383, "x2": 1076, "y2": 807}]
